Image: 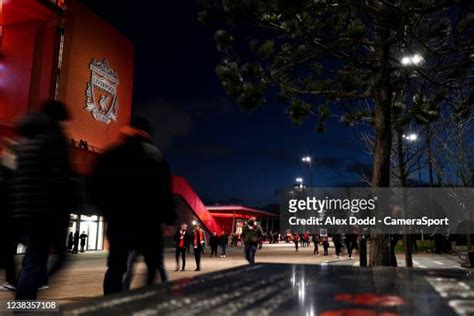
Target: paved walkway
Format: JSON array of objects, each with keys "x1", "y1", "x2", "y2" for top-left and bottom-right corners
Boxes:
[{"x1": 0, "y1": 243, "x2": 463, "y2": 305}]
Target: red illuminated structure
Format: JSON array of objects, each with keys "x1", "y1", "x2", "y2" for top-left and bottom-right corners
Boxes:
[
  {"x1": 207, "y1": 205, "x2": 278, "y2": 235},
  {"x1": 0, "y1": 0, "x2": 276, "y2": 246},
  {"x1": 0, "y1": 0, "x2": 64, "y2": 141},
  {"x1": 172, "y1": 176, "x2": 223, "y2": 234}
]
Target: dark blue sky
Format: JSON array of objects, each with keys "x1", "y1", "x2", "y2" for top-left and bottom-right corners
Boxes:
[{"x1": 86, "y1": 0, "x2": 372, "y2": 207}]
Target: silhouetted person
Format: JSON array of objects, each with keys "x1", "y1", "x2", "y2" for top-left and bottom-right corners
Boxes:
[
  {"x1": 390, "y1": 234, "x2": 401, "y2": 266},
  {"x1": 219, "y1": 231, "x2": 228, "y2": 257},
  {"x1": 312, "y1": 234, "x2": 320, "y2": 255},
  {"x1": 193, "y1": 224, "x2": 204, "y2": 271},
  {"x1": 67, "y1": 232, "x2": 74, "y2": 253},
  {"x1": 322, "y1": 237, "x2": 329, "y2": 255},
  {"x1": 79, "y1": 231, "x2": 88, "y2": 252},
  {"x1": 0, "y1": 141, "x2": 17, "y2": 291},
  {"x1": 332, "y1": 234, "x2": 342, "y2": 258},
  {"x1": 231, "y1": 233, "x2": 238, "y2": 247},
  {"x1": 345, "y1": 233, "x2": 358, "y2": 258},
  {"x1": 242, "y1": 217, "x2": 263, "y2": 264},
  {"x1": 209, "y1": 232, "x2": 219, "y2": 257},
  {"x1": 89, "y1": 117, "x2": 176, "y2": 295},
  {"x1": 174, "y1": 224, "x2": 191, "y2": 271},
  {"x1": 8, "y1": 100, "x2": 74, "y2": 299},
  {"x1": 73, "y1": 230, "x2": 80, "y2": 254},
  {"x1": 293, "y1": 233, "x2": 300, "y2": 251}
]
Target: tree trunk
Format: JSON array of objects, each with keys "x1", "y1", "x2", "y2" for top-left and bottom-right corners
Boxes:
[
  {"x1": 369, "y1": 83, "x2": 392, "y2": 266},
  {"x1": 396, "y1": 125, "x2": 413, "y2": 267},
  {"x1": 369, "y1": 3, "x2": 393, "y2": 266}
]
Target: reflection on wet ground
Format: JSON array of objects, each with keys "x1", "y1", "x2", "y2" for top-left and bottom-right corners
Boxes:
[{"x1": 60, "y1": 264, "x2": 473, "y2": 316}]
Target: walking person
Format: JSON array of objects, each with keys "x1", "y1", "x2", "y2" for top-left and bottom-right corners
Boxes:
[
  {"x1": 8, "y1": 100, "x2": 75, "y2": 300},
  {"x1": 332, "y1": 234, "x2": 342, "y2": 258},
  {"x1": 89, "y1": 117, "x2": 176, "y2": 295},
  {"x1": 174, "y1": 223, "x2": 190, "y2": 271},
  {"x1": 192, "y1": 224, "x2": 204, "y2": 271},
  {"x1": 0, "y1": 142, "x2": 18, "y2": 292},
  {"x1": 73, "y1": 230, "x2": 79, "y2": 254},
  {"x1": 79, "y1": 231, "x2": 88, "y2": 253},
  {"x1": 67, "y1": 232, "x2": 74, "y2": 253},
  {"x1": 209, "y1": 232, "x2": 219, "y2": 257},
  {"x1": 273, "y1": 232, "x2": 279, "y2": 244},
  {"x1": 312, "y1": 234, "x2": 320, "y2": 255},
  {"x1": 293, "y1": 233, "x2": 300, "y2": 252},
  {"x1": 220, "y1": 231, "x2": 228, "y2": 257},
  {"x1": 242, "y1": 217, "x2": 263, "y2": 264},
  {"x1": 345, "y1": 233, "x2": 358, "y2": 258},
  {"x1": 231, "y1": 233, "x2": 238, "y2": 247},
  {"x1": 267, "y1": 231, "x2": 273, "y2": 244},
  {"x1": 322, "y1": 237, "x2": 329, "y2": 256}
]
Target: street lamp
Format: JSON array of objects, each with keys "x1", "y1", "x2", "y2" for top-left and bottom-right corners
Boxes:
[
  {"x1": 400, "y1": 53, "x2": 424, "y2": 66},
  {"x1": 403, "y1": 133, "x2": 422, "y2": 185},
  {"x1": 301, "y1": 155, "x2": 313, "y2": 186},
  {"x1": 295, "y1": 177, "x2": 304, "y2": 189},
  {"x1": 403, "y1": 133, "x2": 418, "y2": 142}
]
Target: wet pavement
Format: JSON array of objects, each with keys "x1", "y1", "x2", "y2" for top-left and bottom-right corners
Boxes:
[{"x1": 58, "y1": 263, "x2": 474, "y2": 316}]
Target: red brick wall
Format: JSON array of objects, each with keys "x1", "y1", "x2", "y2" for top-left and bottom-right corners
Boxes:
[{"x1": 58, "y1": 0, "x2": 134, "y2": 151}]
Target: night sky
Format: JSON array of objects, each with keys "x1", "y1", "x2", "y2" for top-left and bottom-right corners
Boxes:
[{"x1": 84, "y1": 0, "x2": 371, "y2": 208}]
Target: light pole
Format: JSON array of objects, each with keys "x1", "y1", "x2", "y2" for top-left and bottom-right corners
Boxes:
[
  {"x1": 301, "y1": 154, "x2": 313, "y2": 187},
  {"x1": 295, "y1": 177, "x2": 304, "y2": 189},
  {"x1": 403, "y1": 133, "x2": 422, "y2": 185},
  {"x1": 402, "y1": 132, "x2": 420, "y2": 268}
]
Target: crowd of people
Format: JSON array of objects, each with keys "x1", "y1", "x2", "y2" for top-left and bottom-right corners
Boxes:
[
  {"x1": 173, "y1": 216, "x2": 265, "y2": 270},
  {"x1": 280, "y1": 231, "x2": 360, "y2": 259}
]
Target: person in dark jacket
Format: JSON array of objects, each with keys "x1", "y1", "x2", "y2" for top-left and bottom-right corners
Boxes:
[
  {"x1": 241, "y1": 217, "x2": 264, "y2": 264},
  {"x1": 8, "y1": 100, "x2": 74, "y2": 300},
  {"x1": 209, "y1": 232, "x2": 219, "y2": 257},
  {"x1": 332, "y1": 234, "x2": 343, "y2": 258},
  {"x1": 345, "y1": 233, "x2": 358, "y2": 258},
  {"x1": 79, "y1": 231, "x2": 88, "y2": 252},
  {"x1": 89, "y1": 117, "x2": 176, "y2": 295},
  {"x1": 219, "y1": 231, "x2": 228, "y2": 258},
  {"x1": 322, "y1": 237, "x2": 329, "y2": 255},
  {"x1": 293, "y1": 233, "x2": 300, "y2": 252},
  {"x1": 312, "y1": 234, "x2": 320, "y2": 255},
  {"x1": 174, "y1": 223, "x2": 190, "y2": 271},
  {"x1": 0, "y1": 142, "x2": 17, "y2": 291},
  {"x1": 67, "y1": 232, "x2": 74, "y2": 253},
  {"x1": 73, "y1": 230, "x2": 80, "y2": 254}
]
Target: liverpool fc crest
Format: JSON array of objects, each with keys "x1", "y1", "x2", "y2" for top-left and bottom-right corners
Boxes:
[{"x1": 85, "y1": 59, "x2": 120, "y2": 124}]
